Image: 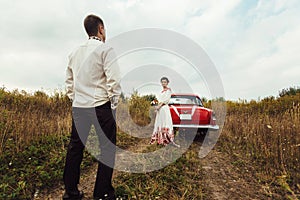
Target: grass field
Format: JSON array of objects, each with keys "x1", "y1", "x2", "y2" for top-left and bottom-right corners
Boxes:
[{"x1": 0, "y1": 87, "x2": 299, "y2": 199}]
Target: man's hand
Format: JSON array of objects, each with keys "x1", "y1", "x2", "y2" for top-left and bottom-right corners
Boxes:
[{"x1": 110, "y1": 96, "x2": 119, "y2": 110}]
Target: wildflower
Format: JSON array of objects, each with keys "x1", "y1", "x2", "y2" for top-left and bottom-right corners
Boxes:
[{"x1": 34, "y1": 190, "x2": 39, "y2": 198}]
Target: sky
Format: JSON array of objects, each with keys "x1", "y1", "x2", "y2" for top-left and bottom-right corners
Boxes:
[{"x1": 0, "y1": 0, "x2": 299, "y2": 100}]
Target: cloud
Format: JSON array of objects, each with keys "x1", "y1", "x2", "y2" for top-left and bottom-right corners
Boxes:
[
  {"x1": 0, "y1": 0, "x2": 299, "y2": 100},
  {"x1": 220, "y1": 0, "x2": 300, "y2": 99}
]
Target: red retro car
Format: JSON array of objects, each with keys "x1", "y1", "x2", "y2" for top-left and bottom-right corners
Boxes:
[{"x1": 168, "y1": 94, "x2": 219, "y2": 134}]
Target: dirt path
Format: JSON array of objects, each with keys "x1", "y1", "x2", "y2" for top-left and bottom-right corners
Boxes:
[
  {"x1": 34, "y1": 139, "x2": 150, "y2": 200},
  {"x1": 200, "y1": 147, "x2": 270, "y2": 200},
  {"x1": 35, "y1": 136, "x2": 290, "y2": 200}
]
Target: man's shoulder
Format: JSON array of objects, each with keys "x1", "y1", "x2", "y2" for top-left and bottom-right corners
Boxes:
[
  {"x1": 68, "y1": 41, "x2": 115, "y2": 59},
  {"x1": 93, "y1": 44, "x2": 116, "y2": 59},
  {"x1": 95, "y1": 43, "x2": 114, "y2": 52}
]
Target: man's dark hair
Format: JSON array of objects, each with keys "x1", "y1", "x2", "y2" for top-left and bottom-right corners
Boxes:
[
  {"x1": 160, "y1": 77, "x2": 169, "y2": 83},
  {"x1": 84, "y1": 14, "x2": 104, "y2": 36}
]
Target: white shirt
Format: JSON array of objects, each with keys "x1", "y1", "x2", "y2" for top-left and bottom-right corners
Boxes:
[{"x1": 65, "y1": 38, "x2": 121, "y2": 108}]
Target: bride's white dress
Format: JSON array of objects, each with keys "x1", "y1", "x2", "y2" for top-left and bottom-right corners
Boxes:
[{"x1": 150, "y1": 88, "x2": 179, "y2": 146}]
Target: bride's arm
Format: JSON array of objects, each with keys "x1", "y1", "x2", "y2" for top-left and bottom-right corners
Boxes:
[{"x1": 156, "y1": 89, "x2": 171, "y2": 110}]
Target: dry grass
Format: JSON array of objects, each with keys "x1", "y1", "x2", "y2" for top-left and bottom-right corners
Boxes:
[
  {"x1": 0, "y1": 87, "x2": 299, "y2": 197},
  {"x1": 217, "y1": 95, "x2": 300, "y2": 195},
  {"x1": 0, "y1": 88, "x2": 71, "y2": 153}
]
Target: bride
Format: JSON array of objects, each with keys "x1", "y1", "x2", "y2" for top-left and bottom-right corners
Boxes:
[{"x1": 150, "y1": 77, "x2": 179, "y2": 147}]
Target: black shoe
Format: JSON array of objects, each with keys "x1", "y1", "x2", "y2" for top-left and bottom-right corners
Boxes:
[
  {"x1": 94, "y1": 193, "x2": 116, "y2": 200},
  {"x1": 62, "y1": 191, "x2": 84, "y2": 200}
]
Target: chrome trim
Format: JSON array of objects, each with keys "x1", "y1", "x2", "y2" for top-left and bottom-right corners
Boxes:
[{"x1": 173, "y1": 124, "x2": 219, "y2": 130}]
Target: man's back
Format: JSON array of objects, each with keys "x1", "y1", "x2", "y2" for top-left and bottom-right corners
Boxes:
[{"x1": 66, "y1": 38, "x2": 121, "y2": 108}]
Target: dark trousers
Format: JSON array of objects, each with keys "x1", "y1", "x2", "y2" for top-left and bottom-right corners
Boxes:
[{"x1": 63, "y1": 102, "x2": 116, "y2": 198}]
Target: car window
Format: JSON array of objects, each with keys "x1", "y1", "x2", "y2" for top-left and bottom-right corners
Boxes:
[
  {"x1": 169, "y1": 95, "x2": 203, "y2": 106},
  {"x1": 195, "y1": 97, "x2": 203, "y2": 107}
]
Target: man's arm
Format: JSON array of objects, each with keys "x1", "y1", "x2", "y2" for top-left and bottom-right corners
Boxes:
[
  {"x1": 103, "y1": 47, "x2": 121, "y2": 109},
  {"x1": 65, "y1": 56, "x2": 74, "y2": 101}
]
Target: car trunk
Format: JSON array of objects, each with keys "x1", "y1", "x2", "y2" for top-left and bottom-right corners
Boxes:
[{"x1": 169, "y1": 105, "x2": 211, "y2": 125}]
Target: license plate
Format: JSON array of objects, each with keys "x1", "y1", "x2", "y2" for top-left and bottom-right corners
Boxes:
[{"x1": 180, "y1": 114, "x2": 192, "y2": 120}]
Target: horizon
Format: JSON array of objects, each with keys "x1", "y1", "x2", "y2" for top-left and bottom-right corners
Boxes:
[{"x1": 1, "y1": 84, "x2": 298, "y2": 102}]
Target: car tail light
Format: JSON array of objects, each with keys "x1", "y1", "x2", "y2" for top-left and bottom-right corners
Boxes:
[{"x1": 210, "y1": 112, "x2": 217, "y2": 125}]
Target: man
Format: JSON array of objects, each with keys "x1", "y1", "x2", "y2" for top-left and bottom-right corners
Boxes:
[{"x1": 63, "y1": 14, "x2": 121, "y2": 200}]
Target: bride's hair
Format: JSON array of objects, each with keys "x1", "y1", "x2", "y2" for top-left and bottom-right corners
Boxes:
[{"x1": 160, "y1": 77, "x2": 169, "y2": 83}]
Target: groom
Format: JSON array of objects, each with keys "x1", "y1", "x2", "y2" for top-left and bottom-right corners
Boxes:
[{"x1": 63, "y1": 14, "x2": 121, "y2": 200}]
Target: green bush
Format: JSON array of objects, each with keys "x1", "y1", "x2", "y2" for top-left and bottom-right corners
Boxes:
[{"x1": 0, "y1": 135, "x2": 93, "y2": 199}]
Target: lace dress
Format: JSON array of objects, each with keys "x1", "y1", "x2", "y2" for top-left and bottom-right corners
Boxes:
[{"x1": 150, "y1": 88, "x2": 179, "y2": 147}]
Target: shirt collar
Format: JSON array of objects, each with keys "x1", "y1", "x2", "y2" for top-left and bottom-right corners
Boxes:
[{"x1": 88, "y1": 36, "x2": 102, "y2": 42}]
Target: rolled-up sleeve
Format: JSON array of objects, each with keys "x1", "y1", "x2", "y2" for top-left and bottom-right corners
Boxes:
[{"x1": 103, "y1": 47, "x2": 122, "y2": 107}]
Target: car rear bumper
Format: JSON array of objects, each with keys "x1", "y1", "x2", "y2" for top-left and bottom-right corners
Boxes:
[{"x1": 173, "y1": 124, "x2": 219, "y2": 130}]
